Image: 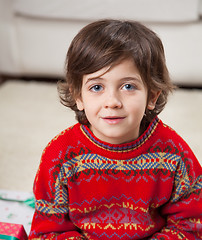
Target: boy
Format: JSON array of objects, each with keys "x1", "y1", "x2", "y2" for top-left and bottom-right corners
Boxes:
[{"x1": 29, "y1": 19, "x2": 202, "y2": 239}]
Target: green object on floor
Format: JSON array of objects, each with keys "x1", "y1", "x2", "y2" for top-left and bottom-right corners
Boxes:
[
  {"x1": 0, "y1": 195, "x2": 35, "y2": 209},
  {"x1": 0, "y1": 234, "x2": 19, "y2": 240},
  {"x1": 23, "y1": 197, "x2": 35, "y2": 208}
]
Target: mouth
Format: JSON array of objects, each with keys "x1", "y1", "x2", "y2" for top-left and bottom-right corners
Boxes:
[{"x1": 101, "y1": 116, "x2": 125, "y2": 124}]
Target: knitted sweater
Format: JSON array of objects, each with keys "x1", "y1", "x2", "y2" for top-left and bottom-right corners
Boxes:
[{"x1": 29, "y1": 117, "x2": 202, "y2": 240}]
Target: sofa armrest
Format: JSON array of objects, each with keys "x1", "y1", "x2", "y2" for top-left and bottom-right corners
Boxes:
[
  {"x1": 0, "y1": 0, "x2": 21, "y2": 75},
  {"x1": 199, "y1": 0, "x2": 202, "y2": 17}
]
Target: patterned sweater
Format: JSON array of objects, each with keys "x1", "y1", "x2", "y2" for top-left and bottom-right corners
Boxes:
[{"x1": 29, "y1": 117, "x2": 202, "y2": 240}]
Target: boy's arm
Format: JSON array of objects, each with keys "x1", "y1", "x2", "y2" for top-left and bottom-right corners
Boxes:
[
  {"x1": 29, "y1": 211, "x2": 85, "y2": 240},
  {"x1": 28, "y1": 141, "x2": 86, "y2": 240},
  {"x1": 149, "y1": 153, "x2": 202, "y2": 240}
]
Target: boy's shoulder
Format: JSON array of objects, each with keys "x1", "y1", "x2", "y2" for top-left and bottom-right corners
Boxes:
[
  {"x1": 155, "y1": 118, "x2": 197, "y2": 159},
  {"x1": 49, "y1": 123, "x2": 79, "y2": 144},
  {"x1": 158, "y1": 119, "x2": 185, "y2": 143},
  {"x1": 42, "y1": 123, "x2": 81, "y2": 156}
]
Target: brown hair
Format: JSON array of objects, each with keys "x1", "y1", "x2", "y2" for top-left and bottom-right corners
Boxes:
[{"x1": 58, "y1": 19, "x2": 175, "y2": 124}]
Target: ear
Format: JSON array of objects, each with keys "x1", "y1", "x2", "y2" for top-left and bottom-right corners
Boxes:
[
  {"x1": 147, "y1": 90, "x2": 161, "y2": 110},
  {"x1": 76, "y1": 98, "x2": 84, "y2": 111}
]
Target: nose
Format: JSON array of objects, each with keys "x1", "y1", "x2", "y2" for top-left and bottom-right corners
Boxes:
[{"x1": 104, "y1": 91, "x2": 122, "y2": 109}]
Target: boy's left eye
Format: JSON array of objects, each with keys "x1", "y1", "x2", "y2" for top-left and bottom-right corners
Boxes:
[{"x1": 122, "y1": 84, "x2": 135, "y2": 90}]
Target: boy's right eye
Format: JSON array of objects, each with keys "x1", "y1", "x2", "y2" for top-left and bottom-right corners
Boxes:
[{"x1": 90, "y1": 85, "x2": 103, "y2": 92}]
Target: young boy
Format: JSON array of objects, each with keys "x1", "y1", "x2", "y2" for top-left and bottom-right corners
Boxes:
[{"x1": 29, "y1": 19, "x2": 202, "y2": 239}]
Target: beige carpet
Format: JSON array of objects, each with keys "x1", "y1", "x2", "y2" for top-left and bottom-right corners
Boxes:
[{"x1": 0, "y1": 80, "x2": 202, "y2": 192}]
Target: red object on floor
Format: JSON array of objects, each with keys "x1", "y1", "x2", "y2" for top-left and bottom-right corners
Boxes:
[{"x1": 0, "y1": 222, "x2": 28, "y2": 240}]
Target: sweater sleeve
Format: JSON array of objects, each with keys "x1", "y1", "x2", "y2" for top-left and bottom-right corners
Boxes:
[
  {"x1": 149, "y1": 144, "x2": 202, "y2": 239},
  {"x1": 28, "y1": 133, "x2": 86, "y2": 240}
]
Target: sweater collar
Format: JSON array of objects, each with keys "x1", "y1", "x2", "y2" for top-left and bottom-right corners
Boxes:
[{"x1": 80, "y1": 117, "x2": 160, "y2": 152}]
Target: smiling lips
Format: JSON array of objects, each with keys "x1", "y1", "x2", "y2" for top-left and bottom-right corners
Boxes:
[{"x1": 102, "y1": 116, "x2": 125, "y2": 124}]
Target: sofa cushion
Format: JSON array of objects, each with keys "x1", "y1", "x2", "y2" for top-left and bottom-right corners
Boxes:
[{"x1": 14, "y1": 0, "x2": 199, "y2": 22}]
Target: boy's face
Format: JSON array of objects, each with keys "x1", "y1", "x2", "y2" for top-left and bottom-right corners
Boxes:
[{"x1": 76, "y1": 58, "x2": 159, "y2": 144}]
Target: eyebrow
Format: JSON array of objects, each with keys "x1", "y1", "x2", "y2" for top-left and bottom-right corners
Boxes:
[
  {"x1": 85, "y1": 77, "x2": 102, "y2": 84},
  {"x1": 120, "y1": 77, "x2": 142, "y2": 83}
]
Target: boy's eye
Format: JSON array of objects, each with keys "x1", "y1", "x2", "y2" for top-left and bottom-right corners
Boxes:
[
  {"x1": 90, "y1": 85, "x2": 103, "y2": 92},
  {"x1": 122, "y1": 84, "x2": 135, "y2": 90}
]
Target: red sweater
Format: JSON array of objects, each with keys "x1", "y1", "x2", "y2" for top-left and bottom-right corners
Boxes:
[{"x1": 29, "y1": 117, "x2": 202, "y2": 239}]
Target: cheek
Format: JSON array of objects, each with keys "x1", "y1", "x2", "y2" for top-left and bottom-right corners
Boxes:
[
  {"x1": 82, "y1": 93, "x2": 102, "y2": 110},
  {"x1": 83, "y1": 105, "x2": 100, "y2": 126},
  {"x1": 83, "y1": 102, "x2": 99, "y2": 116},
  {"x1": 126, "y1": 96, "x2": 147, "y2": 111}
]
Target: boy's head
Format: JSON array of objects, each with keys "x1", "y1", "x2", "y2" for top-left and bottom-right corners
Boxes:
[{"x1": 58, "y1": 19, "x2": 174, "y2": 124}]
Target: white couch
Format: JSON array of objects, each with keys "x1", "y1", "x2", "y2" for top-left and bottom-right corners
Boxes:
[{"x1": 0, "y1": 0, "x2": 202, "y2": 86}]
